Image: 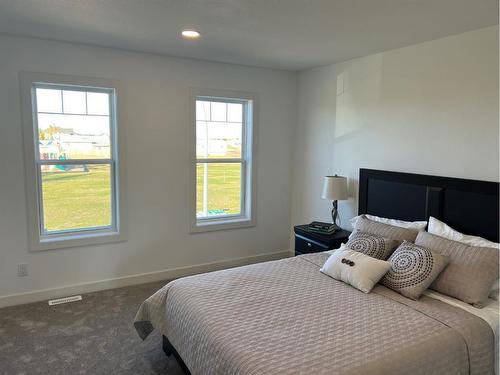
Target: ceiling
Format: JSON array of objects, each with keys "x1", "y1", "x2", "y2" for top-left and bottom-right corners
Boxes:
[{"x1": 0, "y1": 0, "x2": 497, "y2": 71}]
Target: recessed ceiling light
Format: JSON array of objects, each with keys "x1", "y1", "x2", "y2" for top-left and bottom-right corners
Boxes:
[{"x1": 181, "y1": 30, "x2": 201, "y2": 39}]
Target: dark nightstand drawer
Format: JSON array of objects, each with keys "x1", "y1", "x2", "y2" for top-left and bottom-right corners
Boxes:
[
  {"x1": 293, "y1": 225, "x2": 351, "y2": 256},
  {"x1": 295, "y1": 235, "x2": 329, "y2": 255}
]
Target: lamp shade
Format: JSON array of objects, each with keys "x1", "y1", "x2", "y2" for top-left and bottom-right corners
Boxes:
[{"x1": 321, "y1": 175, "x2": 348, "y2": 200}]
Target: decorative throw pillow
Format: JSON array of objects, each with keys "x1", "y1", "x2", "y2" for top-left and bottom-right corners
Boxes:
[
  {"x1": 381, "y1": 241, "x2": 449, "y2": 300},
  {"x1": 320, "y1": 244, "x2": 392, "y2": 294},
  {"x1": 428, "y1": 216, "x2": 500, "y2": 300},
  {"x1": 353, "y1": 215, "x2": 419, "y2": 243},
  {"x1": 346, "y1": 231, "x2": 399, "y2": 260},
  {"x1": 350, "y1": 215, "x2": 428, "y2": 232},
  {"x1": 415, "y1": 231, "x2": 499, "y2": 307}
]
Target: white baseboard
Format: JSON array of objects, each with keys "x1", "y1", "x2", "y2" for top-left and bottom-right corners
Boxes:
[{"x1": 0, "y1": 250, "x2": 291, "y2": 308}]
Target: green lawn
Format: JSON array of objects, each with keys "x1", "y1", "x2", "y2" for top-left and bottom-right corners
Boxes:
[
  {"x1": 196, "y1": 163, "x2": 241, "y2": 216},
  {"x1": 42, "y1": 163, "x2": 242, "y2": 232},
  {"x1": 41, "y1": 165, "x2": 111, "y2": 232}
]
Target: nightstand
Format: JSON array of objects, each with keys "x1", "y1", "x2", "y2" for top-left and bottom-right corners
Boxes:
[{"x1": 293, "y1": 225, "x2": 351, "y2": 256}]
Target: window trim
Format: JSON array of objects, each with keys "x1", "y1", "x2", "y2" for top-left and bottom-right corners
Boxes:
[
  {"x1": 189, "y1": 88, "x2": 257, "y2": 233},
  {"x1": 20, "y1": 72, "x2": 127, "y2": 251}
]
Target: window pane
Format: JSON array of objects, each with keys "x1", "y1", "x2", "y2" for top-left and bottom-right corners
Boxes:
[
  {"x1": 196, "y1": 100, "x2": 211, "y2": 121},
  {"x1": 87, "y1": 92, "x2": 110, "y2": 115},
  {"x1": 211, "y1": 102, "x2": 226, "y2": 122},
  {"x1": 196, "y1": 163, "x2": 241, "y2": 218},
  {"x1": 227, "y1": 103, "x2": 243, "y2": 123},
  {"x1": 196, "y1": 121, "x2": 242, "y2": 159},
  {"x1": 62, "y1": 90, "x2": 86, "y2": 114},
  {"x1": 36, "y1": 88, "x2": 62, "y2": 113},
  {"x1": 41, "y1": 164, "x2": 112, "y2": 232},
  {"x1": 37, "y1": 113, "x2": 111, "y2": 160}
]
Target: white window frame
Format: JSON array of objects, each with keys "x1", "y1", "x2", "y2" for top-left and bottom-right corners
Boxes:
[
  {"x1": 190, "y1": 88, "x2": 257, "y2": 233},
  {"x1": 20, "y1": 72, "x2": 127, "y2": 251}
]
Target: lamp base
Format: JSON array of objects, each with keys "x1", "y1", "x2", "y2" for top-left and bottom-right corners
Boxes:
[{"x1": 331, "y1": 200, "x2": 341, "y2": 229}]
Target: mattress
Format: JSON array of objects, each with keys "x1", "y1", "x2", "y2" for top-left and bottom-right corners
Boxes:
[{"x1": 134, "y1": 253, "x2": 494, "y2": 375}]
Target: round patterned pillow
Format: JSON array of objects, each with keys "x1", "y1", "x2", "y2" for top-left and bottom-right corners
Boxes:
[
  {"x1": 346, "y1": 231, "x2": 398, "y2": 260},
  {"x1": 381, "y1": 241, "x2": 449, "y2": 300}
]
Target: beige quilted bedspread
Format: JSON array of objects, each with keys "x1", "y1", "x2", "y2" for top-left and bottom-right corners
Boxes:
[{"x1": 134, "y1": 253, "x2": 494, "y2": 375}]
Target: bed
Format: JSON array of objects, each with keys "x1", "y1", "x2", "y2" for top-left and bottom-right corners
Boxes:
[{"x1": 134, "y1": 168, "x2": 499, "y2": 375}]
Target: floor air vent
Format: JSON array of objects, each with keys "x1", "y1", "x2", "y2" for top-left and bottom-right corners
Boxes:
[{"x1": 48, "y1": 295, "x2": 82, "y2": 306}]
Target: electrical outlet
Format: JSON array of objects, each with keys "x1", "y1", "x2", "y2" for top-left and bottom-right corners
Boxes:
[{"x1": 17, "y1": 263, "x2": 28, "y2": 277}]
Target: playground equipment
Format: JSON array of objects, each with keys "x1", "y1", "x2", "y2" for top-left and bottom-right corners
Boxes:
[{"x1": 41, "y1": 153, "x2": 89, "y2": 172}]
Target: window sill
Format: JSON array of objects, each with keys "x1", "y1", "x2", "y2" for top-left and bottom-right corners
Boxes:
[
  {"x1": 31, "y1": 230, "x2": 127, "y2": 252},
  {"x1": 191, "y1": 217, "x2": 256, "y2": 233}
]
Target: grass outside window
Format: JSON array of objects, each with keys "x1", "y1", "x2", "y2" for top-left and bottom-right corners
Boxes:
[{"x1": 41, "y1": 164, "x2": 112, "y2": 232}]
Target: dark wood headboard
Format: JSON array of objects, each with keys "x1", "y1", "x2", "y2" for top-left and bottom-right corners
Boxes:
[{"x1": 358, "y1": 168, "x2": 499, "y2": 242}]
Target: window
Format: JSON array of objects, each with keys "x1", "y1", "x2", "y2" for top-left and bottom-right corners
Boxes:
[
  {"x1": 191, "y1": 89, "x2": 256, "y2": 232},
  {"x1": 21, "y1": 73, "x2": 126, "y2": 250}
]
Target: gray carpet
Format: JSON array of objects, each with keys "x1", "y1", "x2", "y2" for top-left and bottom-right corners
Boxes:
[{"x1": 0, "y1": 281, "x2": 184, "y2": 374}]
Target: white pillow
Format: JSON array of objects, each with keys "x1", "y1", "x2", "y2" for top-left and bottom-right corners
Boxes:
[
  {"x1": 349, "y1": 214, "x2": 427, "y2": 231},
  {"x1": 320, "y1": 244, "x2": 392, "y2": 293},
  {"x1": 428, "y1": 216, "x2": 500, "y2": 300},
  {"x1": 428, "y1": 216, "x2": 500, "y2": 249}
]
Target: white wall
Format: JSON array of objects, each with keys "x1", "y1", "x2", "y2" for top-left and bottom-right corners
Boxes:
[
  {"x1": 0, "y1": 35, "x2": 296, "y2": 303},
  {"x1": 2, "y1": 25, "x2": 498, "y2": 305},
  {"x1": 292, "y1": 26, "x2": 499, "y2": 230}
]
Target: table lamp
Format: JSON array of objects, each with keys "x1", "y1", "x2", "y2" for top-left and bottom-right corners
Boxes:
[{"x1": 321, "y1": 175, "x2": 348, "y2": 230}]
